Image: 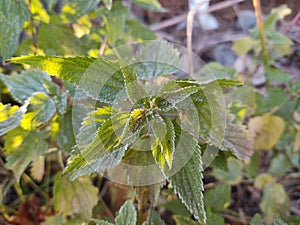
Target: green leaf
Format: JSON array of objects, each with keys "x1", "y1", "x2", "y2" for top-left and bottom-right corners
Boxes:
[
  {"x1": 264, "y1": 5, "x2": 291, "y2": 31},
  {"x1": 133, "y1": 41, "x2": 181, "y2": 79},
  {"x1": 125, "y1": 20, "x2": 156, "y2": 41},
  {"x1": 0, "y1": 0, "x2": 30, "y2": 60},
  {"x1": 163, "y1": 199, "x2": 191, "y2": 218},
  {"x1": 213, "y1": 157, "x2": 243, "y2": 185},
  {"x1": 5, "y1": 129, "x2": 48, "y2": 182},
  {"x1": 169, "y1": 144, "x2": 206, "y2": 223},
  {"x1": 250, "y1": 214, "x2": 263, "y2": 225},
  {"x1": 21, "y1": 92, "x2": 56, "y2": 130},
  {"x1": 267, "y1": 154, "x2": 292, "y2": 177},
  {"x1": 0, "y1": 103, "x2": 23, "y2": 136},
  {"x1": 115, "y1": 200, "x2": 137, "y2": 225},
  {"x1": 103, "y1": 2, "x2": 129, "y2": 45},
  {"x1": 205, "y1": 207, "x2": 225, "y2": 225},
  {"x1": 131, "y1": 0, "x2": 167, "y2": 12},
  {"x1": 9, "y1": 56, "x2": 125, "y2": 103},
  {"x1": 204, "y1": 184, "x2": 231, "y2": 211},
  {"x1": 38, "y1": 20, "x2": 84, "y2": 55},
  {"x1": 260, "y1": 182, "x2": 289, "y2": 225},
  {"x1": 61, "y1": 0, "x2": 101, "y2": 21},
  {"x1": 273, "y1": 218, "x2": 287, "y2": 225},
  {"x1": 103, "y1": 0, "x2": 113, "y2": 10},
  {"x1": 147, "y1": 210, "x2": 165, "y2": 225},
  {"x1": 232, "y1": 37, "x2": 253, "y2": 55},
  {"x1": 265, "y1": 66, "x2": 291, "y2": 84},
  {"x1": 53, "y1": 173, "x2": 98, "y2": 218},
  {"x1": 151, "y1": 115, "x2": 175, "y2": 169},
  {"x1": 197, "y1": 62, "x2": 236, "y2": 80},
  {"x1": 0, "y1": 71, "x2": 52, "y2": 103},
  {"x1": 57, "y1": 108, "x2": 76, "y2": 153}
]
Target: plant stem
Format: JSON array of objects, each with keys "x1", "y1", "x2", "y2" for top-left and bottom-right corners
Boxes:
[{"x1": 252, "y1": 0, "x2": 268, "y2": 65}]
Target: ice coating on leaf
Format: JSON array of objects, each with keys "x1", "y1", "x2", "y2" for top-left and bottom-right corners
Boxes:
[{"x1": 132, "y1": 41, "x2": 181, "y2": 79}]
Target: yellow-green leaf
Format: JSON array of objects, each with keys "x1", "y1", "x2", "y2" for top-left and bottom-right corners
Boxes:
[{"x1": 249, "y1": 114, "x2": 285, "y2": 150}]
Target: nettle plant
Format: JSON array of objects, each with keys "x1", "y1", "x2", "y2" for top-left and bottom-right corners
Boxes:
[{"x1": 1, "y1": 40, "x2": 253, "y2": 224}]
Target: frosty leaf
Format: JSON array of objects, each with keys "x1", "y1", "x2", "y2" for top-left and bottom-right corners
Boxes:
[
  {"x1": 221, "y1": 116, "x2": 254, "y2": 160},
  {"x1": 53, "y1": 173, "x2": 98, "y2": 218},
  {"x1": 121, "y1": 66, "x2": 147, "y2": 104},
  {"x1": 0, "y1": 0, "x2": 30, "y2": 60},
  {"x1": 30, "y1": 156, "x2": 45, "y2": 182},
  {"x1": 156, "y1": 80, "x2": 199, "y2": 110},
  {"x1": 63, "y1": 112, "x2": 129, "y2": 175},
  {"x1": 133, "y1": 41, "x2": 181, "y2": 79},
  {"x1": 151, "y1": 115, "x2": 175, "y2": 169},
  {"x1": 115, "y1": 200, "x2": 137, "y2": 225},
  {"x1": 9, "y1": 56, "x2": 125, "y2": 103},
  {"x1": 5, "y1": 129, "x2": 48, "y2": 182},
  {"x1": 21, "y1": 92, "x2": 56, "y2": 130},
  {"x1": 0, "y1": 103, "x2": 23, "y2": 136},
  {"x1": 273, "y1": 218, "x2": 287, "y2": 225},
  {"x1": 68, "y1": 147, "x2": 125, "y2": 181},
  {"x1": 0, "y1": 71, "x2": 52, "y2": 103},
  {"x1": 169, "y1": 145, "x2": 206, "y2": 223}
]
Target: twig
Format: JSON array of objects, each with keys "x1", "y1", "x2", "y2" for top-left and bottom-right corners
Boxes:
[
  {"x1": 287, "y1": 11, "x2": 300, "y2": 30},
  {"x1": 252, "y1": 0, "x2": 269, "y2": 65},
  {"x1": 99, "y1": 36, "x2": 108, "y2": 56},
  {"x1": 150, "y1": 0, "x2": 246, "y2": 31},
  {"x1": 28, "y1": 0, "x2": 38, "y2": 55}
]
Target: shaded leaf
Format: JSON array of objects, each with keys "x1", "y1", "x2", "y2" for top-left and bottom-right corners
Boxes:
[
  {"x1": 103, "y1": 2, "x2": 129, "y2": 45},
  {"x1": 213, "y1": 157, "x2": 243, "y2": 185},
  {"x1": 147, "y1": 210, "x2": 165, "y2": 225},
  {"x1": 53, "y1": 173, "x2": 98, "y2": 217},
  {"x1": 62, "y1": 0, "x2": 101, "y2": 21},
  {"x1": 0, "y1": 0, "x2": 30, "y2": 60},
  {"x1": 133, "y1": 41, "x2": 181, "y2": 79},
  {"x1": 5, "y1": 129, "x2": 48, "y2": 182},
  {"x1": 204, "y1": 184, "x2": 231, "y2": 211}
]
